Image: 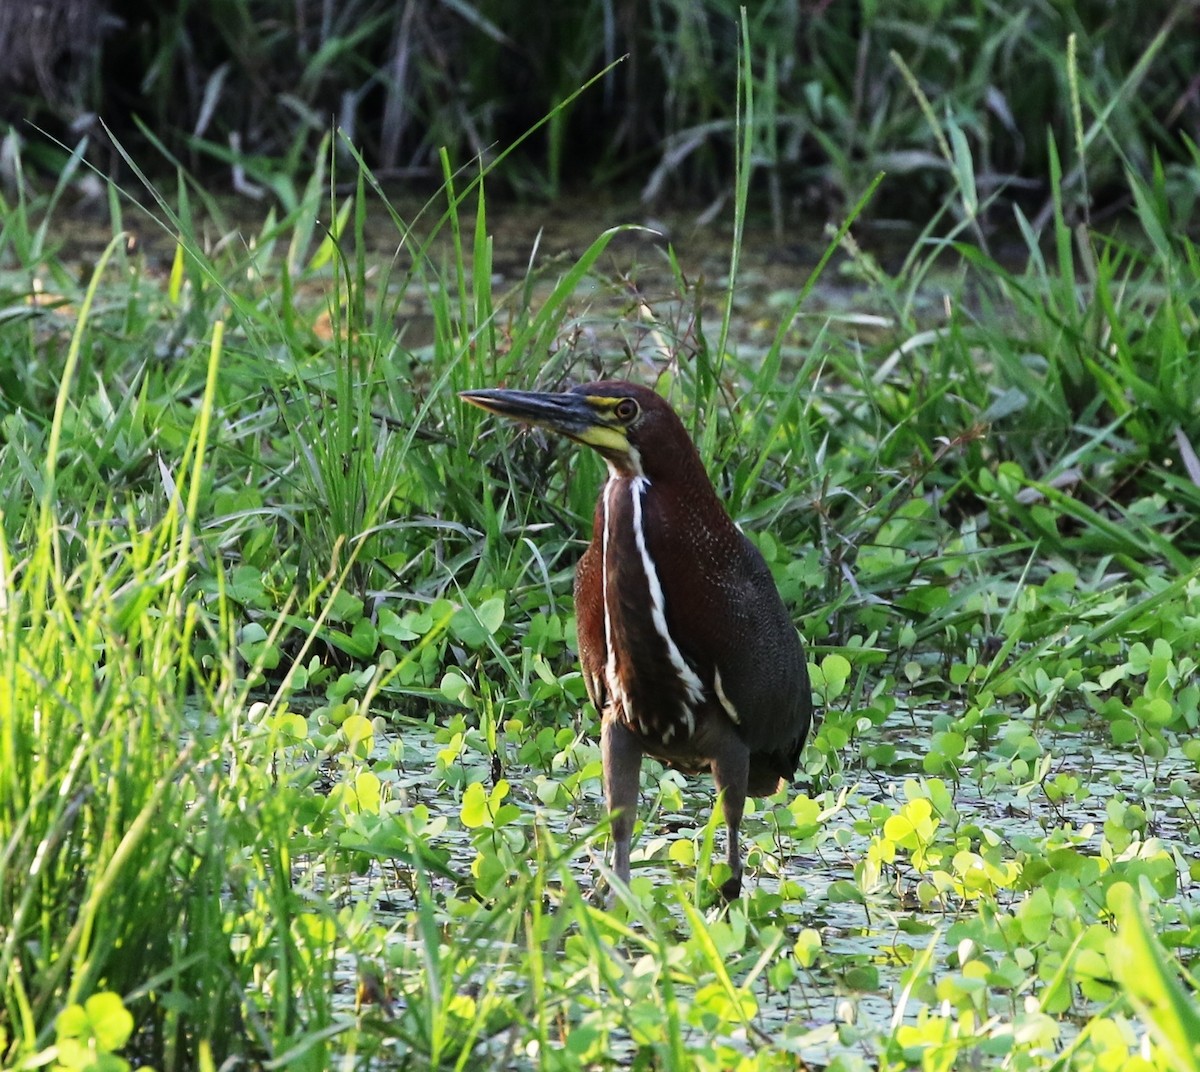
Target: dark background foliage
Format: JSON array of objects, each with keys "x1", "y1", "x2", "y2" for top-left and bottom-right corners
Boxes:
[{"x1": 3, "y1": 0, "x2": 1198, "y2": 215}]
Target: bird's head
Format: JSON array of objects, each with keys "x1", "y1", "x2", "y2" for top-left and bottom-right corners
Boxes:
[{"x1": 460, "y1": 380, "x2": 694, "y2": 479}]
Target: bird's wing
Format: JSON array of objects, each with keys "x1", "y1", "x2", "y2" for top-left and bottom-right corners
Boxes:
[
  {"x1": 705, "y1": 534, "x2": 811, "y2": 761},
  {"x1": 573, "y1": 538, "x2": 608, "y2": 714},
  {"x1": 643, "y1": 493, "x2": 810, "y2": 763}
]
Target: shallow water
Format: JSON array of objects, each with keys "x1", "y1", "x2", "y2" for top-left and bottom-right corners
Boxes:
[{"x1": 307, "y1": 693, "x2": 1195, "y2": 1067}]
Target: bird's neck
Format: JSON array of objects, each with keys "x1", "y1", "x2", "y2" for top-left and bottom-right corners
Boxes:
[{"x1": 603, "y1": 452, "x2": 736, "y2": 537}]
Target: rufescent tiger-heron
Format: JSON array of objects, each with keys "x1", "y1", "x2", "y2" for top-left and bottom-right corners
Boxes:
[{"x1": 460, "y1": 380, "x2": 812, "y2": 899}]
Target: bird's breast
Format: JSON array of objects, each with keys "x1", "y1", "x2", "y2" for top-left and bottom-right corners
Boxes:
[{"x1": 599, "y1": 474, "x2": 712, "y2": 746}]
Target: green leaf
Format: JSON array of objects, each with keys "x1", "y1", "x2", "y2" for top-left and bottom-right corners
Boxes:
[
  {"x1": 379, "y1": 606, "x2": 420, "y2": 644},
  {"x1": 327, "y1": 616, "x2": 379, "y2": 659},
  {"x1": 793, "y1": 928, "x2": 822, "y2": 968},
  {"x1": 451, "y1": 596, "x2": 507, "y2": 647},
  {"x1": 828, "y1": 879, "x2": 867, "y2": 905},
  {"x1": 440, "y1": 670, "x2": 474, "y2": 704},
  {"x1": 340, "y1": 713, "x2": 374, "y2": 753},
  {"x1": 56, "y1": 991, "x2": 134, "y2": 1054},
  {"x1": 328, "y1": 589, "x2": 365, "y2": 623},
  {"x1": 461, "y1": 782, "x2": 489, "y2": 828},
  {"x1": 476, "y1": 596, "x2": 506, "y2": 635}
]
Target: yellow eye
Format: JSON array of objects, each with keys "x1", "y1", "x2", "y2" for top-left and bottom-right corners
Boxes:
[{"x1": 615, "y1": 398, "x2": 638, "y2": 422}]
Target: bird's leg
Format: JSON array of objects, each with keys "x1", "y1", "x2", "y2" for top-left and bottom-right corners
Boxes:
[
  {"x1": 601, "y1": 717, "x2": 642, "y2": 890},
  {"x1": 711, "y1": 745, "x2": 750, "y2": 900}
]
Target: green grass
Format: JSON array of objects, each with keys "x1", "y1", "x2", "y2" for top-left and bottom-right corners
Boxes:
[{"x1": 3, "y1": 45, "x2": 1200, "y2": 1072}]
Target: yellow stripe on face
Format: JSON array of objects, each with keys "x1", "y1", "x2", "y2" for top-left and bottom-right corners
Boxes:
[{"x1": 575, "y1": 424, "x2": 629, "y2": 453}]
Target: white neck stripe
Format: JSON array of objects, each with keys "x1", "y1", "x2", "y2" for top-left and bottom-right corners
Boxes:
[{"x1": 630, "y1": 478, "x2": 703, "y2": 733}]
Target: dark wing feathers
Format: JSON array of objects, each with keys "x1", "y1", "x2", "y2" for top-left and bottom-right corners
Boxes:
[
  {"x1": 710, "y1": 533, "x2": 811, "y2": 772},
  {"x1": 645, "y1": 494, "x2": 811, "y2": 772}
]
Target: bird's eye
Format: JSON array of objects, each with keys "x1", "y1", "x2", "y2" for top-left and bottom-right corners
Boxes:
[{"x1": 614, "y1": 398, "x2": 639, "y2": 422}]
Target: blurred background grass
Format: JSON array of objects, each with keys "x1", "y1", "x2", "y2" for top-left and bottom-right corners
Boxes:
[{"x1": 3, "y1": 0, "x2": 1197, "y2": 221}]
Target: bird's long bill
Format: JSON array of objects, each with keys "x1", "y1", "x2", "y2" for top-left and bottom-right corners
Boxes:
[{"x1": 460, "y1": 387, "x2": 609, "y2": 444}]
